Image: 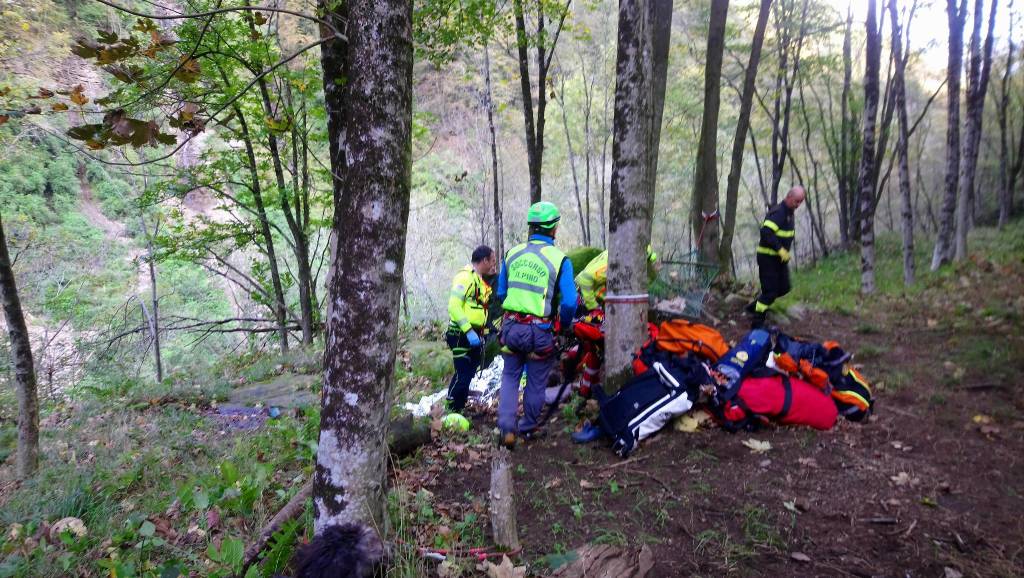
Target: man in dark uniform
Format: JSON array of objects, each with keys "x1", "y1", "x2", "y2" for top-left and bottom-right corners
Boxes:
[{"x1": 747, "y1": 186, "x2": 805, "y2": 328}]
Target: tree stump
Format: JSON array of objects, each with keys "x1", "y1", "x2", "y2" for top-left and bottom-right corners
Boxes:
[{"x1": 489, "y1": 446, "x2": 520, "y2": 551}]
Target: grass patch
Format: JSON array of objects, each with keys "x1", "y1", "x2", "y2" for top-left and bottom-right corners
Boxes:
[
  {"x1": 741, "y1": 505, "x2": 785, "y2": 550},
  {"x1": 786, "y1": 222, "x2": 1024, "y2": 313},
  {"x1": 954, "y1": 335, "x2": 1012, "y2": 378},
  {"x1": 0, "y1": 401, "x2": 318, "y2": 577},
  {"x1": 693, "y1": 528, "x2": 755, "y2": 572},
  {"x1": 856, "y1": 344, "x2": 888, "y2": 361}
]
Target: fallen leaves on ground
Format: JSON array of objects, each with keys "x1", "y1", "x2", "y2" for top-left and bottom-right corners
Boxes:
[
  {"x1": 797, "y1": 457, "x2": 819, "y2": 469},
  {"x1": 742, "y1": 439, "x2": 772, "y2": 454},
  {"x1": 49, "y1": 517, "x2": 87, "y2": 540},
  {"x1": 674, "y1": 411, "x2": 711, "y2": 433},
  {"x1": 890, "y1": 472, "x2": 919, "y2": 487},
  {"x1": 478, "y1": 555, "x2": 527, "y2": 578}
]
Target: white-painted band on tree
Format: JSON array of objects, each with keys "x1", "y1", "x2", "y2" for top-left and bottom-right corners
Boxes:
[{"x1": 604, "y1": 293, "x2": 649, "y2": 304}]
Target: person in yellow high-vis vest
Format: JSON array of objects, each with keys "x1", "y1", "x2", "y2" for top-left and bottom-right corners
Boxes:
[
  {"x1": 572, "y1": 246, "x2": 657, "y2": 396},
  {"x1": 575, "y1": 245, "x2": 658, "y2": 313},
  {"x1": 495, "y1": 202, "x2": 577, "y2": 448},
  {"x1": 445, "y1": 245, "x2": 497, "y2": 412},
  {"x1": 747, "y1": 186, "x2": 805, "y2": 328}
]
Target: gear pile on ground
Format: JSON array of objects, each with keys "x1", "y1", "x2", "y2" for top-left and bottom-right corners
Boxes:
[{"x1": 571, "y1": 319, "x2": 876, "y2": 457}]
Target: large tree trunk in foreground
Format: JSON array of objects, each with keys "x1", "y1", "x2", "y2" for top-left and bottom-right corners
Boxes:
[
  {"x1": 604, "y1": 0, "x2": 669, "y2": 390},
  {"x1": 0, "y1": 212, "x2": 39, "y2": 479},
  {"x1": 933, "y1": 0, "x2": 968, "y2": 270},
  {"x1": 314, "y1": 0, "x2": 413, "y2": 530},
  {"x1": 890, "y1": 0, "x2": 916, "y2": 286},
  {"x1": 691, "y1": 0, "x2": 729, "y2": 264},
  {"x1": 720, "y1": 0, "x2": 772, "y2": 275},
  {"x1": 857, "y1": 0, "x2": 881, "y2": 294},
  {"x1": 955, "y1": 0, "x2": 998, "y2": 260}
]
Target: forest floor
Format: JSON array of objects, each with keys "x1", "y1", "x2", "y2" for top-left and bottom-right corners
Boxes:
[{"x1": 402, "y1": 224, "x2": 1024, "y2": 577}]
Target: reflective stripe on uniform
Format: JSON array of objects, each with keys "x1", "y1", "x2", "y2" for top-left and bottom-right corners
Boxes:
[
  {"x1": 754, "y1": 301, "x2": 770, "y2": 313},
  {"x1": 833, "y1": 390, "x2": 869, "y2": 409},
  {"x1": 848, "y1": 369, "x2": 872, "y2": 392},
  {"x1": 507, "y1": 281, "x2": 547, "y2": 294},
  {"x1": 763, "y1": 219, "x2": 781, "y2": 232},
  {"x1": 756, "y1": 246, "x2": 779, "y2": 256},
  {"x1": 775, "y1": 229, "x2": 795, "y2": 238}
]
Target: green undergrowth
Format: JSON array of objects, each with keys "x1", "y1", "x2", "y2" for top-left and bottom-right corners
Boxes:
[
  {"x1": 0, "y1": 399, "x2": 318, "y2": 578},
  {"x1": 0, "y1": 322, "x2": 466, "y2": 577},
  {"x1": 786, "y1": 220, "x2": 1024, "y2": 314}
]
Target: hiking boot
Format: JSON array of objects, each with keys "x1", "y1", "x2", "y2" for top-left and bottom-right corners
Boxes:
[
  {"x1": 498, "y1": 431, "x2": 517, "y2": 450},
  {"x1": 571, "y1": 422, "x2": 603, "y2": 444}
]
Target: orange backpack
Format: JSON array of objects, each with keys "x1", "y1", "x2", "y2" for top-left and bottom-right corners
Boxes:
[{"x1": 653, "y1": 319, "x2": 729, "y2": 362}]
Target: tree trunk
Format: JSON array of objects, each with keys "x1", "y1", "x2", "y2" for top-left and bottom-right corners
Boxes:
[
  {"x1": 932, "y1": 0, "x2": 968, "y2": 270},
  {"x1": 142, "y1": 215, "x2": 163, "y2": 381},
  {"x1": 513, "y1": 0, "x2": 541, "y2": 204},
  {"x1": 996, "y1": 7, "x2": 1011, "y2": 230},
  {"x1": 955, "y1": 0, "x2": 999, "y2": 259},
  {"x1": 559, "y1": 76, "x2": 590, "y2": 245},
  {"x1": 720, "y1": 0, "x2": 771, "y2": 274},
  {"x1": 0, "y1": 212, "x2": 39, "y2": 478},
  {"x1": 1014, "y1": 115, "x2": 1024, "y2": 215},
  {"x1": 838, "y1": 7, "x2": 854, "y2": 247},
  {"x1": 289, "y1": 92, "x2": 317, "y2": 345},
  {"x1": 768, "y1": 0, "x2": 809, "y2": 205},
  {"x1": 255, "y1": 39, "x2": 314, "y2": 346},
  {"x1": 233, "y1": 105, "x2": 290, "y2": 353},
  {"x1": 314, "y1": 0, "x2": 413, "y2": 530},
  {"x1": 604, "y1": 0, "x2": 667, "y2": 390},
  {"x1": 580, "y1": 49, "x2": 596, "y2": 246},
  {"x1": 648, "y1": 0, "x2": 673, "y2": 176},
  {"x1": 890, "y1": 0, "x2": 916, "y2": 286},
  {"x1": 484, "y1": 44, "x2": 504, "y2": 257},
  {"x1": 858, "y1": 0, "x2": 882, "y2": 294},
  {"x1": 691, "y1": 0, "x2": 729, "y2": 264}
]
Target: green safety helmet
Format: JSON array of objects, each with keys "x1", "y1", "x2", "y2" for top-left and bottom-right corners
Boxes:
[
  {"x1": 527, "y1": 201, "x2": 560, "y2": 228},
  {"x1": 647, "y1": 244, "x2": 658, "y2": 264}
]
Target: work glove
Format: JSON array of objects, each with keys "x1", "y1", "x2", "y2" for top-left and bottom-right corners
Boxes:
[
  {"x1": 778, "y1": 248, "x2": 791, "y2": 263},
  {"x1": 465, "y1": 329, "x2": 482, "y2": 348}
]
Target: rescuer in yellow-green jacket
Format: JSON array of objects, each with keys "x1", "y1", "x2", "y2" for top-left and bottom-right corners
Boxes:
[
  {"x1": 445, "y1": 245, "x2": 497, "y2": 412},
  {"x1": 747, "y1": 186, "x2": 805, "y2": 328},
  {"x1": 575, "y1": 245, "x2": 658, "y2": 313}
]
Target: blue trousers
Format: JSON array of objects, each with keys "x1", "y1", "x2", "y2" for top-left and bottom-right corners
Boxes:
[{"x1": 497, "y1": 321, "x2": 556, "y2": 434}]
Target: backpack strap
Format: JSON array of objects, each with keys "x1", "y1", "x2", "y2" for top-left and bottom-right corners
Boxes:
[{"x1": 777, "y1": 375, "x2": 793, "y2": 419}]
